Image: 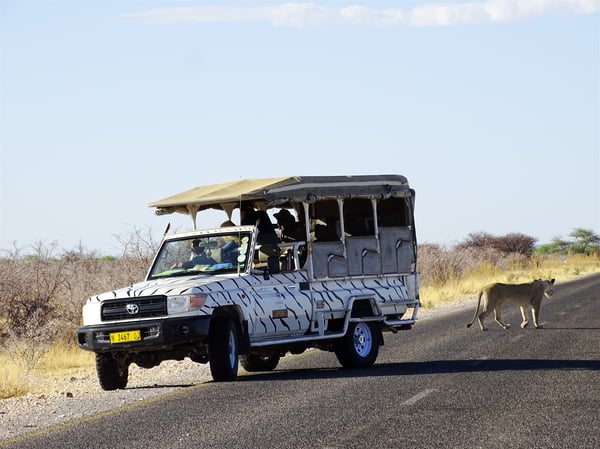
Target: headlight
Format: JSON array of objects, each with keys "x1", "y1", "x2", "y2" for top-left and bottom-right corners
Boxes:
[
  {"x1": 167, "y1": 296, "x2": 189, "y2": 314},
  {"x1": 167, "y1": 294, "x2": 207, "y2": 314},
  {"x1": 82, "y1": 301, "x2": 102, "y2": 325}
]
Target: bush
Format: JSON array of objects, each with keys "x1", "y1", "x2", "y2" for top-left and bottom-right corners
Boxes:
[
  {"x1": 456, "y1": 232, "x2": 537, "y2": 256},
  {"x1": 0, "y1": 230, "x2": 155, "y2": 371},
  {"x1": 418, "y1": 243, "x2": 507, "y2": 285}
]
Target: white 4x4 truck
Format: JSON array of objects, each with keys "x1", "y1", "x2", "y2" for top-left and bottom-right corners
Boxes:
[{"x1": 77, "y1": 175, "x2": 419, "y2": 390}]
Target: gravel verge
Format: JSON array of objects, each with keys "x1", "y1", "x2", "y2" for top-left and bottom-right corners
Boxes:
[
  {"x1": 0, "y1": 299, "x2": 472, "y2": 443},
  {"x1": 0, "y1": 359, "x2": 213, "y2": 443}
]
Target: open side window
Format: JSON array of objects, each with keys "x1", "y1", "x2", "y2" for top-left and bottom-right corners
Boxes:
[
  {"x1": 377, "y1": 196, "x2": 416, "y2": 274},
  {"x1": 343, "y1": 198, "x2": 375, "y2": 237},
  {"x1": 308, "y1": 199, "x2": 346, "y2": 277},
  {"x1": 343, "y1": 198, "x2": 379, "y2": 275},
  {"x1": 377, "y1": 196, "x2": 410, "y2": 228},
  {"x1": 309, "y1": 199, "x2": 341, "y2": 242}
]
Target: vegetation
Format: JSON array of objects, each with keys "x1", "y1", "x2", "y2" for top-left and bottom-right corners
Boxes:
[
  {"x1": 535, "y1": 228, "x2": 600, "y2": 255},
  {"x1": 0, "y1": 227, "x2": 157, "y2": 399},
  {"x1": 1, "y1": 228, "x2": 599, "y2": 399}
]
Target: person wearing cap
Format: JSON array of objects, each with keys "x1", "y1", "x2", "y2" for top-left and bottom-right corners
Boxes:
[{"x1": 240, "y1": 201, "x2": 278, "y2": 244}]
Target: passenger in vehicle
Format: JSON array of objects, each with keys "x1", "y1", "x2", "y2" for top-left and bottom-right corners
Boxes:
[
  {"x1": 274, "y1": 209, "x2": 304, "y2": 242},
  {"x1": 240, "y1": 201, "x2": 278, "y2": 244}
]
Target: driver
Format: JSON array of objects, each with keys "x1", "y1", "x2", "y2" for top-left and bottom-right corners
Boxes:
[{"x1": 176, "y1": 240, "x2": 216, "y2": 269}]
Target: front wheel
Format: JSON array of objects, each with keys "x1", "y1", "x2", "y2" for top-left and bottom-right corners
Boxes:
[
  {"x1": 335, "y1": 322, "x2": 380, "y2": 369},
  {"x1": 95, "y1": 353, "x2": 129, "y2": 390},
  {"x1": 208, "y1": 317, "x2": 239, "y2": 381}
]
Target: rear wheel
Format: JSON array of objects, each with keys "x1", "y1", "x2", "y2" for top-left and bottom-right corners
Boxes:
[
  {"x1": 240, "y1": 354, "x2": 280, "y2": 372},
  {"x1": 95, "y1": 353, "x2": 129, "y2": 390},
  {"x1": 335, "y1": 322, "x2": 380, "y2": 369},
  {"x1": 209, "y1": 317, "x2": 239, "y2": 381}
]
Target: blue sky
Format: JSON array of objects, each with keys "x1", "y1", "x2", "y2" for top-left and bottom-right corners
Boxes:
[{"x1": 1, "y1": 0, "x2": 598, "y2": 255}]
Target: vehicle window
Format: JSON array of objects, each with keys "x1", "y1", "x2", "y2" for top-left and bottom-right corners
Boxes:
[
  {"x1": 377, "y1": 197, "x2": 409, "y2": 227},
  {"x1": 310, "y1": 199, "x2": 340, "y2": 241},
  {"x1": 148, "y1": 232, "x2": 252, "y2": 279},
  {"x1": 344, "y1": 198, "x2": 374, "y2": 236}
]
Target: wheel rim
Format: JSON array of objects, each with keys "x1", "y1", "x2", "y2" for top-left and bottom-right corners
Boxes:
[
  {"x1": 352, "y1": 322, "x2": 373, "y2": 357},
  {"x1": 227, "y1": 327, "x2": 237, "y2": 368}
]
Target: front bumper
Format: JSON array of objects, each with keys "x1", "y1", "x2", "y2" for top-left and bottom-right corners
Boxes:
[{"x1": 77, "y1": 316, "x2": 211, "y2": 352}]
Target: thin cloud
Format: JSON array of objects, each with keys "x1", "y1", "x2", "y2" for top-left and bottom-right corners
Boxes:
[{"x1": 122, "y1": 1, "x2": 600, "y2": 28}]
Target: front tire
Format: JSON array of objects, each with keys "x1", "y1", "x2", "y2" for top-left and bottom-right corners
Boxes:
[
  {"x1": 240, "y1": 354, "x2": 280, "y2": 372},
  {"x1": 209, "y1": 317, "x2": 239, "y2": 381},
  {"x1": 335, "y1": 322, "x2": 380, "y2": 369},
  {"x1": 95, "y1": 353, "x2": 129, "y2": 390}
]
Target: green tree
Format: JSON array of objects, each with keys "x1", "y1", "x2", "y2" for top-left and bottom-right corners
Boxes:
[
  {"x1": 550, "y1": 236, "x2": 571, "y2": 254},
  {"x1": 537, "y1": 228, "x2": 600, "y2": 255},
  {"x1": 568, "y1": 228, "x2": 600, "y2": 254}
]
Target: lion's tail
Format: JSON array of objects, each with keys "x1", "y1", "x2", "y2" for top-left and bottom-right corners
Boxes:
[{"x1": 467, "y1": 290, "x2": 483, "y2": 328}]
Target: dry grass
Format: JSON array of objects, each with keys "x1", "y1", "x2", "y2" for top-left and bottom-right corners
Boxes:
[
  {"x1": 36, "y1": 341, "x2": 95, "y2": 372},
  {"x1": 0, "y1": 361, "x2": 30, "y2": 400},
  {"x1": 0, "y1": 342, "x2": 95, "y2": 399}
]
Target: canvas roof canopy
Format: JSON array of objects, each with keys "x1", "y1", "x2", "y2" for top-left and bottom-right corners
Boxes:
[{"x1": 149, "y1": 175, "x2": 412, "y2": 226}]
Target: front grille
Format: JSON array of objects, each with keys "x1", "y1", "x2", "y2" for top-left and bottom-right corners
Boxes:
[{"x1": 101, "y1": 296, "x2": 167, "y2": 321}]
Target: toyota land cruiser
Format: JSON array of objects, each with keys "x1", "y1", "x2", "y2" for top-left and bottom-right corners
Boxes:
[{"x1": 77, "y1": 175, "x2": 419, "y2": 389}]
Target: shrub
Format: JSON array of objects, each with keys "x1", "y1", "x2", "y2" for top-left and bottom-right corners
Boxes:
[
  {"x1": 456, "y1": 232, "x2": 537, "y2": 256},
  {"x1": 418, "y1": 243, "x2": 509, "y2": 286},
  {"x1": 0, "y1": 231, "x2": 154, "y2": 370}
]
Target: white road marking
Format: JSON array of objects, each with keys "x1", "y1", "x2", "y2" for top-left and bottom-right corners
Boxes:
[{"x1": 401, "y1": 388, "x2": 438, "y2": 406}]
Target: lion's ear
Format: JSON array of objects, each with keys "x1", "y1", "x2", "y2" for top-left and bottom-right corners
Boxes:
[{"x1": 550, "y1": 278, "x2": 555, "y2": 284}]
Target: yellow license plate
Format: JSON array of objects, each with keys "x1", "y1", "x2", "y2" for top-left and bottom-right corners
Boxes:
[{"x1": 109, "y1": 330, "x2": 141, "y2": 344}]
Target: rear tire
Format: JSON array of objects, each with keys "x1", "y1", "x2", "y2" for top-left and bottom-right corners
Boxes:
[
  {"x1": 240, "y1": 354, "x2": 280, "y2": 372},
  {"x1": 335, "y1": 322, "x2": 380, "y2": 369},
  {"x1": 209, "y1": 317, "x2": 239, "y2": 381},
  {"x1": 95, "y1": 353, "x2": 129, "y2": 390}
]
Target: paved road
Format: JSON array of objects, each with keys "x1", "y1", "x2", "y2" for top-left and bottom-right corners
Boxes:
[{"x1": 4, "y1": 274, "x2": 599, "y2": 448}]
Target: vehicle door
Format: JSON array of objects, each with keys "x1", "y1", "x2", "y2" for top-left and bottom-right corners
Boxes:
[{"x1": 249, "y1": 271, "x2": 311, "y2": 339}]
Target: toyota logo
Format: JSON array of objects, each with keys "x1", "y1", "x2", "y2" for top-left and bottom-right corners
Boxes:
[{"x1": 126, "y1": 303, "x2": 140, "y2": 315}]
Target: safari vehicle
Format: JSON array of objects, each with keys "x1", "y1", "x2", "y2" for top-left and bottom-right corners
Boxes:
[{"x1": 77, "y1": 175, "x2": 419, "y2": 390}]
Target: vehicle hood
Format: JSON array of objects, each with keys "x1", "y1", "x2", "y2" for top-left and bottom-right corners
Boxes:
[{"x1": 87, "y1": 274, "x2": 234, "y2": 303}]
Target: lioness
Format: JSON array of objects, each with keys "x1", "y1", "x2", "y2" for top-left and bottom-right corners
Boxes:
[{"x1": 467, "y1": 279, "x2": 555, "y2": 331}]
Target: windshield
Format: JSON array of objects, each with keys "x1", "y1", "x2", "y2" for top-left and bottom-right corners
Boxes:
[{"x1": 148, "y1": 231, "x2": 253, "y2": 279}]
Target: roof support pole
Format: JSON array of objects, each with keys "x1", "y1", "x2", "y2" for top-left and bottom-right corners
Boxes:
[
  {"x1": 371, "y1": 198, "x2": 381, "y2": 254},
  {"x1": 186, "y1": 205, "x2": 200, "y2": 230},
  {"x1": 302, "y1": 202, "x2": 314, "y2": 279},
  {"x1": 337, "y1": 198, "x2": 347, "y2": 259}
]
